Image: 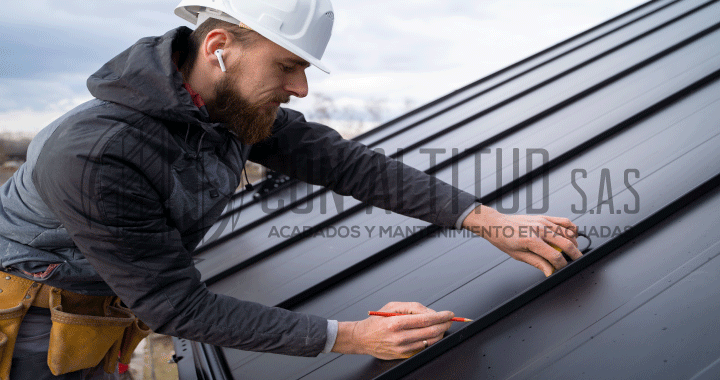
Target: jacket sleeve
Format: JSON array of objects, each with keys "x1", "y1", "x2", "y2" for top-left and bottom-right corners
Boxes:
[
  {"x1": 249, "y1": 108, "x2": 479, "y2": 227},
  {"x1": 33, "y1": 121, "x2": 327, "y2": 356}
]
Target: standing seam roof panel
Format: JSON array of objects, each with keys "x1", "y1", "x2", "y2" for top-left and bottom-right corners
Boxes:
[
  {"x1": 173, "y1": 1, "x2": 720, "y2": 378},
  {"x1": 197, "y1": 1, "x2": 696, "y2": 240}
]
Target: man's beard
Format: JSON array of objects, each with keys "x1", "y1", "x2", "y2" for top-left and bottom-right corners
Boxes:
[{"x1": 207, "y1": 76, "x2": 288, "y2": 145}]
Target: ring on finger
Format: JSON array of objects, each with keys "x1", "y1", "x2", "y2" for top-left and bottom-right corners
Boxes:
[{"x1": 423, "y1": 340, "x2": 428, "y2": 349}]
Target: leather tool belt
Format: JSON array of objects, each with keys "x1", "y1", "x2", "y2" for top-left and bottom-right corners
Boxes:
[{"x1": 0, "y1": 271, "x2": 151, "y2": 379}]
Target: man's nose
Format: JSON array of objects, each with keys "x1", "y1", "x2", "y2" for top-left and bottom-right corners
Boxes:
[{"x1": 285, "y1": 71, "x2": 309, "y2": 98}]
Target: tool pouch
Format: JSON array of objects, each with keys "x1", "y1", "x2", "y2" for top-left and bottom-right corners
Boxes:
[
  {"x1": 0, "y1": 274, "x2": 42, "y2": 380},
  {"x1": 46, "y1": 288, "x2": 134, "y2": 376},
  {"x1": 0, "y1": 304, "x2": 25, "y2": 380},
  {"x1": 118, "y1": 306, "x2": 151, "y2": 365},
  {"x1": 0, "y1": 273, "x2": 40, "y2": 380}
]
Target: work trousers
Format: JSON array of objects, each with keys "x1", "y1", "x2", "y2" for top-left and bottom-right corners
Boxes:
[{"x1": 10, "y1": 307, "x2": 121, "y2": 380}]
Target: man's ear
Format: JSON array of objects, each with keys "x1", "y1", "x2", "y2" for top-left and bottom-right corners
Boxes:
[{"x1": 203, "y1": 29, "x2": 231, "y2": 72}]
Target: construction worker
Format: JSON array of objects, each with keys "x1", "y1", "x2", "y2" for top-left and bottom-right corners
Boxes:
[{"x1": 0, "y1": 0, "x2": 581, "y2": 378}]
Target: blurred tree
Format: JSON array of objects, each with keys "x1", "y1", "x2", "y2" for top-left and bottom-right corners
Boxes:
[
  {"x1": 308, "y1": 93, "x2": 337, "y2": 125},
  {"x1": 338, "y1": 104, "x2": 365, "y2": 138},
  {"x1": 365, "y1": 97, "x2": 387, "y2": 123},
  {"x1": 0, "y1": 133, "x2": 32, "y2": 162}
]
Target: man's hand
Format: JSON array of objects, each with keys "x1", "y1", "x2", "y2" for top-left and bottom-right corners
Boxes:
[
  {"x1": 332, "y1": 302, "x2": 454, "y2": 360},
  {"x1": 463, "y1": 205, "x2": 582, "y2": 277}
]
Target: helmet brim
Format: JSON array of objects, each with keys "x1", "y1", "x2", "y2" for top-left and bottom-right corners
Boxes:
[{"x1": 175, "y1": 6, "x2": 331, "y2": 74}]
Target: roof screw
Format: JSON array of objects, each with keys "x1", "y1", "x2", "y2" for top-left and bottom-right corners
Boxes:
[{"x1": 4, "y1": 276, "x2": 10, "y2": 280}]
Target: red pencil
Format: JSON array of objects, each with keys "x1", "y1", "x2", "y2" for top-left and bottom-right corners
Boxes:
[{"x1": 368, "y1": 311, "x2": 473, "y2": 322}]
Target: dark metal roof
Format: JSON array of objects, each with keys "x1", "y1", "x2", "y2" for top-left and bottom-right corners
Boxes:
[{"x1": 174, "y1": 0, "x2": 720, "y2": 378}]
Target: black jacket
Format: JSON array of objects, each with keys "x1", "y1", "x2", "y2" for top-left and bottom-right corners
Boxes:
[{"x1": 0, "y1": 27, "x2": 477, "y2": 356}]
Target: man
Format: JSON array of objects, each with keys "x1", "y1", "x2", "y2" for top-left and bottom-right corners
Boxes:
[{"x1": 0, "y1": 0, "x2": 581, "y2": 378}]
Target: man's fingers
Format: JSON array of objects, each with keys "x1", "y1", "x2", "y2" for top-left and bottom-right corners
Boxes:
[
  {"x1": 563, "y1": 227, "x2": 578, "y2": 247},
  {"x1": 544, "y1": 215, "x2": 576, "y2": 230},
  {"x1": 538, "y1": 219, "x2": 578, "y2": 247},
  {"x1": 407, "y1": 333, "x2": 445, "y2": 354},
  {"x1": 539, "y1": 216, "x2": 582, "y2": 260},
  {"x1": 543, "y1": 216, "x2": 579, "y2": 246},
  {"x1": 377, "y1": 318, "x2": 452, "y2": 359},
  {"x1": 532, "y1": 239, "x2": 571, "y2": 272},
  {"x1": 398, "y1": 322, "x2": 452, "y2": 357},
  {"x1": 545, "y1": 235, "x2": 583, "y2": 261},
  {"x1": 396, "y1": 320, "x2": 452, "y2": 344},
  {"x1": 393, "y1": 311, "x2": 455, "y2": 330},
  {"x1": 352, "y1": 305, "x2": 453, "y2": 360},
  {"x1": 415, "y1": 321, "x2": 453, "y2": 341},
  {"x1": 379, "y1": 301, "x2": 435, "y2": 315},
  {"x1": 513, "y1": 250, "x2": 555, "y2": 277}
]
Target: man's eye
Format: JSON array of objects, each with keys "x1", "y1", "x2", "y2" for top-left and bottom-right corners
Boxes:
[{"x1": 280, "y1": 64, "x2": 293, "y2": 72}]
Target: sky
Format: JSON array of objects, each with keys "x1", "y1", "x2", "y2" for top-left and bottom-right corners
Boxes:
[{"x1": 0, "y1": 0, "x2": 647, "y2": 135}]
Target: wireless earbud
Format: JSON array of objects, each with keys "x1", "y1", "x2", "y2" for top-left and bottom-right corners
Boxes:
[{"x1": 214, "y1": 49, "x2": 227, "y2": 72}]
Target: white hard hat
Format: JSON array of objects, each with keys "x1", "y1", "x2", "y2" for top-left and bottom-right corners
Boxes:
[{"x1": 175, "y1": 0, "x2": 334, "y2": 73}]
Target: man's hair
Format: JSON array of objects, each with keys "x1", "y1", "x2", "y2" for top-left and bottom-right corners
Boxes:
[{"x1": 181, "y1": 18, "x2": 261, "y2": 77}]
